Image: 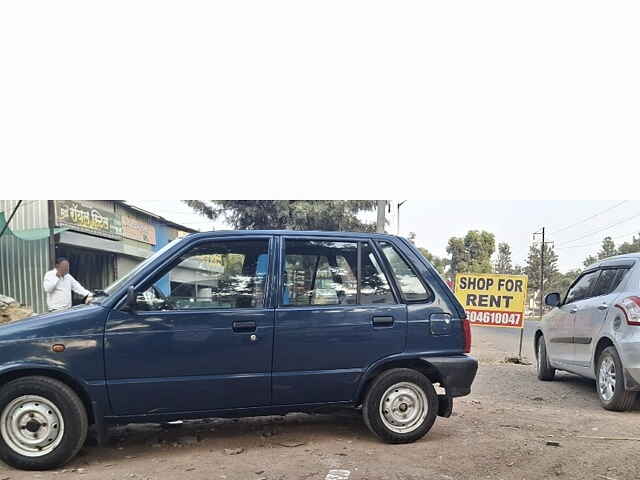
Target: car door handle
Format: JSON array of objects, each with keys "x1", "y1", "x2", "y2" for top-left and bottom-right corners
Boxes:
[
  {"x1": 598, "y1": 303, "x2": 609, "y2": 311},
  {"x1": 232, "y1": 320, "x2": 257, "y2": 333},
  {"x1": 570, "y1": 307, "x2": 578, "y2": 314},
  {"x1": 372, "y1": 316, "x2": 394, "y2": 327}
]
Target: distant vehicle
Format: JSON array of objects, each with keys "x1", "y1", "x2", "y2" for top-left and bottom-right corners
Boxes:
[
  {"x1": 0, "y1": 230, "x2": 477, "y2": 470},
  {"x1": 535, "y1": 254, "x2": 640, "y2": 410}
]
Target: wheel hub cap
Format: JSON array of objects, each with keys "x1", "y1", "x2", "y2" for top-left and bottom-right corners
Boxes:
[
  {"x1": 599, "y1": 357, "x2": 616, "y2": 402},
  {"x1": 0, "y1": 395, "x2": 64, "y2": 457},
  {"x1": 379, "y1": 382, "x2": 428, "y2": 434}
]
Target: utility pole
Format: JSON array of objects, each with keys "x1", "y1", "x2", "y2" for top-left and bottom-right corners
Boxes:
[
  {"x1": 376, "y1": 201, "x2": 386, "y2": 233},
  {"x1": 47, "y1": 201, "x2": 56, "y2": 268},
  {"x1": 397, "y1": 200, "x2": 407, "y2": 235}
]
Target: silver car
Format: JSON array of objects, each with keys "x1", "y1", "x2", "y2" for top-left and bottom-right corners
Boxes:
[{"x1": 535, "y1": 254, "x2": 640, "y2": 410}]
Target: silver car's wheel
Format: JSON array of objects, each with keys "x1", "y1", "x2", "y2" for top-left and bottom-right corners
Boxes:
[
  {"x1": 596, "y1": 346, "x2": 637, "y2": 411},
  {"x1": 379, "y1": 382, "x2": 428, "y2": 434},
  {"x1": 0, "y1": 395, "x2": 65, "y2": 457},
  {"x1": 598, "y1": 356, "x2": 616, "y2": 402}
]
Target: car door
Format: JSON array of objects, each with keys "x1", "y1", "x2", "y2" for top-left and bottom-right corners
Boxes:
[
  {"x1": 272, "y1": 236, "x2": 406, "y2": 405},
  {"x1": 105, "y1": 236, "x2": 275, "y2": 415},
  {"x1": 550, "y1": 269, "x2": 600, "y2": 365},
  {"x1": 573, "y1": 267, "x2": 629, "y2": 366}
]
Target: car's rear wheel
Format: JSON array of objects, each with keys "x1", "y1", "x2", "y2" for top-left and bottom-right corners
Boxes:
[
  {"x1": 0, "y1": 377, "x2": 88, "y2": 470},
  {"x1": 536, "y1": 335, "x2": 555, "y2": 381},
  {"x1": 363, "y1": 368, "x2": 437, "y2": 444},
  {"x1": 597, "y1": 346, "x2": 637, "y2": 411}
]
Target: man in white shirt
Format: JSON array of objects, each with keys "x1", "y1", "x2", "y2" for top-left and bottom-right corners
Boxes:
[{"x1": 43, "y1": 257, "x2": 92, "y2": 312}]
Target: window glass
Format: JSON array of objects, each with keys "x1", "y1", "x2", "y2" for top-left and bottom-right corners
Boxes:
[
  {"x1": 282, "y1": 240, "x2": 357, "y2": 306},
  {"x1": 591, "y1": 268, "x2": 629, "y2": 297},
  {"x1": 378, "y1": 241, "x2": 431, "y2": 302},
  {"x1": 565, "y1": 270, "x2": 600, "y2": 304},
  {"x1": 137, "y1": 239, "x2": 269, "y2": 310},
  {"x1": 360, "y1": 242, "x2": 394, "y2": 304}
]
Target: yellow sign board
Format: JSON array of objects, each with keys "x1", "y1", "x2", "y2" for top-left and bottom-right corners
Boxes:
[{"x1": 454, "y1": 273, "x2": 528, "y2": 328}]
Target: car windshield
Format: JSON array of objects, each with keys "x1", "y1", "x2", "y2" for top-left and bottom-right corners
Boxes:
[{"x1": 100, "y1": 237, "x2": 185, "y2": 297}]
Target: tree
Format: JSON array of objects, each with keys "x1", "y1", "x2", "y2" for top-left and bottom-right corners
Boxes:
[
  {"x1": 446, "y1": 230, "x2": 496, "y2": 279},
  {"x1": 525, "y1": 242, "x2": 559, "y2": 293},
  {"x1": 417, "y1": 247, "x2": 448, "y2": 275},
  {"x1": 547, "y1": 269, "x2": 581, "y2": 297},
  {"x1": 583, "y1": 236, "x2": 620, "y2": 266},
  {"x1": 618, "y1": 234, "x2": 640, "y2": 254},
  {"x1": 183, "y1": 200, "x2": 379, "y2": 232},
  {"x1": 494, "y1": 242, "x2": 514, "y2": 274}
]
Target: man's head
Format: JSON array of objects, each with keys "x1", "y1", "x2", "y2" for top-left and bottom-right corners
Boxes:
[{"x1": 55, "y1": 257, "x2": 70, "y2": 276}]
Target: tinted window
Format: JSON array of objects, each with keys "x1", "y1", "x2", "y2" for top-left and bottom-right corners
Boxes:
[
  {"x1": 360, "y1": 242, "x2": 394, "y2": 304},
  {"x1": 283, "y1": 240, "x2": 358, "y2": 306},
  {"x1": 378, "y1": 241, "x2": 432, "y2": 302},
  {"x1": 591, "y1": 268, "x2": 629, "y2": 297},
  {"x1": 565, "y1": 270, "x2": 600, "y2": 304},
  {"x1": 137, "y1": 239, "x2": 269, "y2": 310}
]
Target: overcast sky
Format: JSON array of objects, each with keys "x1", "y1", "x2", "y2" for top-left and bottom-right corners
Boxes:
[{"x1": 128, "y1": 200, "x2": 640, "y2": 272}]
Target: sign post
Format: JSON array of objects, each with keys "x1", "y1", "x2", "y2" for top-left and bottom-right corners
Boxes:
[{"x1": 454, "y1": 273, "x2": 529, "y2": 356}]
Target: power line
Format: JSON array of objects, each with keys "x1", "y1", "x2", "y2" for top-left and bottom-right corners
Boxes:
[
  {"x1": 550, "y1": 200, "x2": 628, "y2": 235},
  {"x1": 555, "y1": 210, "x2": 640, "y2": 247},
  {"x1": 556, "y1": 228, "x2": 640, "y2": 250}
]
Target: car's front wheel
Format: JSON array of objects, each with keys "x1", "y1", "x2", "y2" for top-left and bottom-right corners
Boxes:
[
  {"x1": 536, "y1": 335, "x2": 555, "y2": 381},
  {"x1": 363, "y1": 368, "x2": 438, "y2": 444},
  {"x1": 597, "y1": 346, "x2": 637, "y2": 411},
  {"x1": 0, "y1": 376, "x2": 88, "y2": 470}
]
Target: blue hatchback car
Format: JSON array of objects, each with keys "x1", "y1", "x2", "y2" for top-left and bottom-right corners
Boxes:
[{"x1": 0, "y1": 230, "x2": 477, "y2": 470}]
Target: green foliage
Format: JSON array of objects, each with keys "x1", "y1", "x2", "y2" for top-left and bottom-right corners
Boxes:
[
  {"x1": 494, "y1": 242, "x2": 514, "y2": 274},
  {"x1": 547, "y1": 268, "x2": 581, "y2": 298},
  {"x1": 417, "y1": 247, "x2": 448, "y2": 275},
  {"x1": 183, "y1": 200, "x2": 378, "y2": 232},
  {"x1": 525, "y1": 242, "x2": 559, "y2": 292},
  {"x1": 617, "y1": 234, "x2": 640, "y2": 254},
  {"x1": 446, "y1": 230, "x2": 496, "y2": 279}
]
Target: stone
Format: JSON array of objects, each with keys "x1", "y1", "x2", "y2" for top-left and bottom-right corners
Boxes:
[{"x1": 224, "y1": 448, "x2": 245, "y2": 455}]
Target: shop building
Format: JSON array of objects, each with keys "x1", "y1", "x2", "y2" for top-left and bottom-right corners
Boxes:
[{"x1": 0, "y1": 200, "x2": 196, "y2": 313}]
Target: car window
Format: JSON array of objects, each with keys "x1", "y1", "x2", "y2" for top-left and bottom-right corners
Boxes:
[
  {"x1": 378, "y1": 241, "x2": 432, "y2": 302},
  {"x1": 360, "y1": 242, "x2": 395, "y2": 304},
  {"x1": 282, "y1": 240, "x2": 358, "y2": 306},
  {"x1": 137, "y1": 239, "x2": 270, "y2": 310},
  {"x1": 565, "y1": 270, "x2": 600, "y2": 304},
  {"x1": 591, "y1": 268, "x2": 629, "y2": 297}
]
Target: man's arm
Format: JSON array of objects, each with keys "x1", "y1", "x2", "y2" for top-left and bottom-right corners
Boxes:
[
  {"x1": 68, "y1": 275, "x2": 91, "y2": 298},
  {"x1": 43, "y1": 271, "x2": 61, "y2": 293}
]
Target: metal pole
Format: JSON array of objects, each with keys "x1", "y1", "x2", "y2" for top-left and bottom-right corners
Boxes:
[
  {"x1": 376, "y1": 201, "x2": 386, "y2": 233},
  {"x1": 540, "y1": 227, "x2": 545, "y2": 321},
  {"x1": 397, "y1": 200, "x2": 407, "y2": 235},
  {"x1": 47, "y1": 201, "x2": 56, "y2": 268},
  {"x1": 0, "y1": 200, "x2": 23, "y2": 240}
]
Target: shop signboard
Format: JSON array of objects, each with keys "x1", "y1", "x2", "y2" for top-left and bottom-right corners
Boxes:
[
  {"x1": 454, "y1": 273, "x2": 528, "y2": 328},
  {"x1": 122, "y1": 215, "x2": 156, "y2": 245},
  {"x1": 55, "y1": 201, "x2": 122, "y2": 240}
]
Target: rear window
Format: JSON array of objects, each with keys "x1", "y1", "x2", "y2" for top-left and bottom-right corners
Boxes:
[{"x1": 378, "y1": 241, "x2": 432, "y2": 302}]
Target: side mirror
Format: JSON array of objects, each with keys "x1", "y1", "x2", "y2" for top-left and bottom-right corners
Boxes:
[{"x1": 545, "y1": 292, "x2": 561, "y2": 307}]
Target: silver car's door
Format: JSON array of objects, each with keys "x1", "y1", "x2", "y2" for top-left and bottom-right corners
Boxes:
[
  {"x1": 552, "y1": 270, "x2": 601, "y2": 365},
  {"x1": 574, "y1": 268, "x2": 630, "y2": 366}
]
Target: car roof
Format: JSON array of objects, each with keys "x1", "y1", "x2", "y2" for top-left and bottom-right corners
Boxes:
[
  {"x1": 182, "y1": 229, "x2": 402, "y2": 241},
  {"x1": 584, "y1": 253, "x2": 640, "y2": 270}
]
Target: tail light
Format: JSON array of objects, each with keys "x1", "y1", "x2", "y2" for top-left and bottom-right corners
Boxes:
[
  {"x1": 462, "y1": 317, "x2": 472, "y2": 353},
  {"x1": 615, "y1": 296, "x2": 640, "y2": 325}
]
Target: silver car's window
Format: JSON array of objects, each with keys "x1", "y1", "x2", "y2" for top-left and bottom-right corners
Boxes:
[
  {"x1": 591, "y1": 268, "x2": 629, "y2": 297},
  {"x1": 565, "y1": 270, "x2": 600, "y2": 304}
]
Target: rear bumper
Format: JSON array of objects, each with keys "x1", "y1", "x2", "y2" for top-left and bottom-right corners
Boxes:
[{"x1": 421, "y1": 355, "x2": 478, "y2": 397}]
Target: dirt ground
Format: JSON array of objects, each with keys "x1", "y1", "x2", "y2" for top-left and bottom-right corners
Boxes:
[{"x1": 2, "y1": 323, "x2": 640, "y2": 480}]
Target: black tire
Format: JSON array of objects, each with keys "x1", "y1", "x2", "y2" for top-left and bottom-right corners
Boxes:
[
  {"x1": 536, "y1": 335, "x2": 555, "y2": 381},
  {"x1": 0, "y1": 376, "x2": 88, "y2": 470},
  {"x1": 362, "y1": 368, "x2": 438, "y2": 444},
  {"x1": 597, "y1": 346, "x2": 637, "y2": 411}
]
